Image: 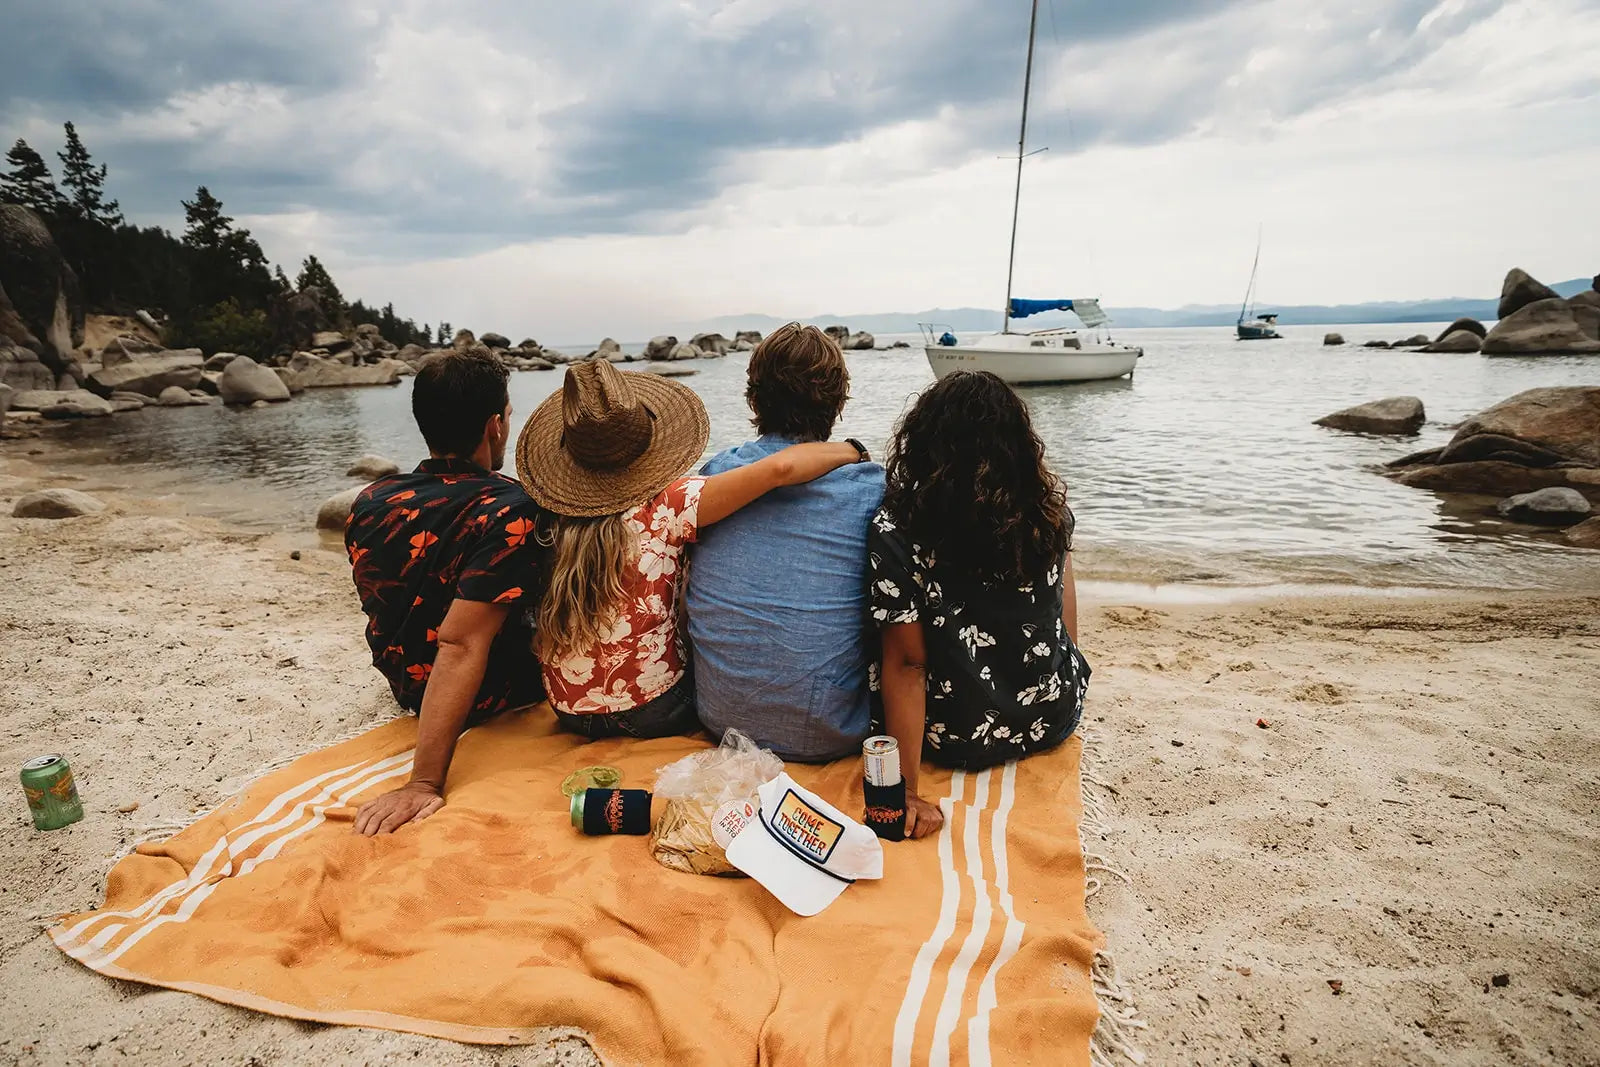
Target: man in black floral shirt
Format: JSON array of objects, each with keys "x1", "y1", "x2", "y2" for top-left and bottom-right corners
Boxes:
[{"x1": 345, "y1": 347, "x2": 547, "y2": 835}]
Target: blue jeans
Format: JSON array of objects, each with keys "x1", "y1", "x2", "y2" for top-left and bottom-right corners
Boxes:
[{"x1": 553, "y1": 674, "x2": 700, "y2": 741}]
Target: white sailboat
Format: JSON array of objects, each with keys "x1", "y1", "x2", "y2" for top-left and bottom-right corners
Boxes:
[
  {"x1": 1236, "y1": 228, "x2": 1281, "y2": 340},
  {"x1": 923, "y1": 0, "x2": 1141, "y2": 385}
]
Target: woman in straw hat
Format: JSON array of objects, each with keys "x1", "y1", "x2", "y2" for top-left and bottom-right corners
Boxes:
[{"x1": 518, "y1": 359, "x2": 869, "y2": 738}]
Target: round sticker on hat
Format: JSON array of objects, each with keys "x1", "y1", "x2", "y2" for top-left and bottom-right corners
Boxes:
[{"x1": 711, "y1": 798, "x2": 757, "y2": 850}]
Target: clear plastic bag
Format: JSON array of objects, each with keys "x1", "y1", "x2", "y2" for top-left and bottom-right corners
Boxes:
[{"x1": 650, "y1": 728, "x2": 783, "y2": 877}]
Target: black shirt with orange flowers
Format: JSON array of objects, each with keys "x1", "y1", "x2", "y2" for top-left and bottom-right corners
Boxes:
[{"x1": 346, "y1": 457, "x2": 548, "y2": 723}]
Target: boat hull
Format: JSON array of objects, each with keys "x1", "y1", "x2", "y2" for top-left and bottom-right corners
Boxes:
[
  {"x1": 924, "y1": 344, "x2": 1141, "y2": 384},
  {"x1": 1236, "y1": 323, "x2": 1280, "y2": 340}
]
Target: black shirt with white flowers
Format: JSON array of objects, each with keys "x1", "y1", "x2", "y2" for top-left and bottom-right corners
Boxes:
[{"x1": 868, "y1": 508, "x2": 1090, "y2": 769}]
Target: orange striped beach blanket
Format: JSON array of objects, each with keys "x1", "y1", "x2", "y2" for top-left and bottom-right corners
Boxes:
[{"x1": 51, "y1": 710, "x2": 1101, "y2": 1065}]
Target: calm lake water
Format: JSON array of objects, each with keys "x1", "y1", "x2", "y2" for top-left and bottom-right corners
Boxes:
[{"x1": 26, "y1": 322, "x2": 1600, "y2": 590}]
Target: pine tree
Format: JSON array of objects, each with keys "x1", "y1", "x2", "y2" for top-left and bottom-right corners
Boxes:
[
  {"x1": 181, "y1": 186, "x2": 233, "y2": 251},
  {"x1": 180, "y1": 185, "x2": 274, "y2": 311},
  {"x1": 295, "y1": 254, "x2": 345, "y2": 310},
  {"x1": 56, "y1": 122, "x2": 122, "y2": 226},
  {"x1": 273, "y1": 264, "x2": 293, "y2": 293},
  {"x1": 437, "y1": 322, "x2": 452, "y2": 346},
  {"x1": 1, "y1": 139, "x2": 67, "y2": 215}
]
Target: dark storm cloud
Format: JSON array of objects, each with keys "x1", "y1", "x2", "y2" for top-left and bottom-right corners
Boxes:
[
  {"x1": 0, "y1": 0, "x2": 377, "y2": 111},
  {"x1": 0, "y1": 0, "x2": 1509, "y2": 256}
]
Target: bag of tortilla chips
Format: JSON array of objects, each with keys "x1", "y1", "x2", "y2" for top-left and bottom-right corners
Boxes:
[{"x1": 651, "y1": 729, "x2": 782, "y2": 877}]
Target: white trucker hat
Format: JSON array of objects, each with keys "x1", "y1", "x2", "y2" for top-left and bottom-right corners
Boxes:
[{"x1": 724, "y1": 772, "x2": 884, "y2": 916}]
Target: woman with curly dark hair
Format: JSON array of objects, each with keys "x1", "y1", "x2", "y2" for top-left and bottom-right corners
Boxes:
[{"x1": 870, "y1": 370, "x2": 1090, "y2": 838}]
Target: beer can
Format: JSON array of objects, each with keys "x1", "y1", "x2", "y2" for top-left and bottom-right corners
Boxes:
[
  {"x1": 862, "y1": 736, "x2": 906, "y2": 841},
  {"x1": 863, "y1": 736, "x2": 902, "y2": 787},
  {"x1": 21, "y1": 755, "x2": 85, "y2": 831}
]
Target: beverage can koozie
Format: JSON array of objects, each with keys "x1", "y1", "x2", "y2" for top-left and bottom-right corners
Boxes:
[{"x1": 572, "y1": 788, "x2": 652, "y2": 836}]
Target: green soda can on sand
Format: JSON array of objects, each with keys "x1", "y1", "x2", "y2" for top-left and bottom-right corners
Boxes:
[{"x1": 21, "y1": 755, "x2": 84, "y2": 831}]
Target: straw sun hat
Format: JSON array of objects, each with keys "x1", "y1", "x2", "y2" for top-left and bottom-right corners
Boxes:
[{"x1": 516, "y1": 359, "x2": 710, "y2": 518}]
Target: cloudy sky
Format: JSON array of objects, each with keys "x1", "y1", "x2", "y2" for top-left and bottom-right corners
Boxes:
[{"x1": 2, "y1": 0, "x2": 1596, "y2": 342}]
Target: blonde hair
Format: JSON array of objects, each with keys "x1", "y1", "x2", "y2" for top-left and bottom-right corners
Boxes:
[{"x1": 534, "y1": 513, "x2": 638, "y2": 661}]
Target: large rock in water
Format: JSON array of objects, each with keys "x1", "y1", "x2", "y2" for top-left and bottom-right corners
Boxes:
[
  {"x1": 1569, "y1": 300, "x2": 1600, "y2": 341},
  {"x1": 1442, "y1": 387, "x2": 1600, "y2": 467},
  {"x1": 1323, "y1": 333, "x2": 1345, "y2": 346},
  {"x1": 666, "y1": 342, "x2": 702, "y2": 361},
  {"x1": 1481, "y1": 298, "x2": 1600, "y2": 355},
  {"x1": 1387, "y1": 387, "x2": 1600, "y2": 502},
  {"x1": 288, "y1": 353, "x2": 405, "y2": 387},
  {"x1": 218, "y1": 356, "x2": 291, "y2": 404},
  {"x1": 86, "y1": 350, "x2": 204, "y2": 397},
  {"x1": 1435, "y1": 317, "x2": 1486, "y2": 342},
  {"x1": 480, "y1": 332, "x2": 510, "y2": 349},
  {"x1": 347, "y1": 454, "x2": 400, "y2": 479},
  {"x1": 316, "y1": 486, "x2": 364, "y2": 531},
  {"x1": 734, "y1": 330, "x2": 763, "y2": 347},
  {"x1": 1315, "y1": 396, "x2": 1425, "y2": 435},
  {"x1": 823, "y1": 325, "x2": 849, "y2": 347},
  {"x1": 1565, "y1": 516, "x2": 1600, "y2": 548},
  {"x1": 0, "y1": 381, "x2": 11, "y2": 428},
  {"x1": 1497, "y1": 268, "x2": 1561, "y2": 320},
  {"x1": 38, "y1": 390, "x2": 114, "y2": 419},
  {"x1": 158, "y1": 385, "x2": 205, "y2": 406},
  {"x1": 13, "y1": 488, "x2": 106, "y2": 518},
  {"x1": 689, "y1": 332, "x2": 730, "y2": 356},
  {"x1": 1496, "y1": 487, "x2": 1591, "y2": 526},
  {"x1": 844, "y1": 331, "x2": 876, "y2": 351},
  {"x1": 643, "y1": 335, "x2": 677, "y2": 361},
  {"x1": 0, "y1": 205, "x2": 85, "y2": 377},
  {"x1": 1423, "y1": 330, "x2": 1482, "y2": 353}
]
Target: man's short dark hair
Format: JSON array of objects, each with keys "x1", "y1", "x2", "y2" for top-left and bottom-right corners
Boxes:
[
  {"x1": 745, "y1": 323, "x2": 849, "y2": 442},
  {"x1": 412, "y1": 346, "x2": 510, "y2": 456}
]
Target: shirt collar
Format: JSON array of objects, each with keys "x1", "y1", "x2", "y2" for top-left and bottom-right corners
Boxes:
[
  {"x1": 416, "y1": 456, "x2": 493, "y2": 476},
  {"x1": 756, "y1": 433, "x2": 807, "y2": 449}
]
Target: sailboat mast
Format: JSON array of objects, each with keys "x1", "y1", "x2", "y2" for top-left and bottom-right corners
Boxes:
[
  {"x1": 1239, "y1": 227, "x2": 1262, "y2": 325},
  {"x1": 1002, "y1": 0, "x2": 1041, "y2": 335}
]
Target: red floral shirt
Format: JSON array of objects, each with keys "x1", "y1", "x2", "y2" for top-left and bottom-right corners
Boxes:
[
  {"x1": 544, "y1": 477, "x2": 704, "y2": 714},
  {"x1": 346, "y1": 457, "x2": 547, "y2": 722}
]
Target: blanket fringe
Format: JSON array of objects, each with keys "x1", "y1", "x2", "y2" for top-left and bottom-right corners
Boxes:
[{"x1": 1078, "y1": 727, "x2": 1148, "y2": 1067}]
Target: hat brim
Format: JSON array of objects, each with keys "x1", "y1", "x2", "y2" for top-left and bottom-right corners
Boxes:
[
  {"x1": 726, "y1": 813, "x2": 853, "y2": 917},
  {"x1": 516, "y1": 370, "x2": 711, "y2": 518}
]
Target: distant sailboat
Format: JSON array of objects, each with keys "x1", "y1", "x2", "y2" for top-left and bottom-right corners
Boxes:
[
  {"x1": 921, "y1": 0, "x2": 1141, "y2": 384},
  {"x1": 1237, "y1": 230, "x2": 1280, "y2": 340}
]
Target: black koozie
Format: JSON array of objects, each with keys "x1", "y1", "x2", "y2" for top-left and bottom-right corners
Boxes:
[
  {"x1": 864, "y1": 780, "x2": 907, "y2": 841},
  {"x1": 581, "y1": 788, "x2": 652, "y2": 836}
]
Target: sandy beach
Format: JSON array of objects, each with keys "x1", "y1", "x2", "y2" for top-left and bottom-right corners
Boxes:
[{"x1": 1, "y1": 453, "x2": 1597, "y2": 1066}]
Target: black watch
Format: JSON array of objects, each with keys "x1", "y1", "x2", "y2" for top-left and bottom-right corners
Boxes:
[{"x1": 845, "y1": 437, "x2": 870, "y2": 463}]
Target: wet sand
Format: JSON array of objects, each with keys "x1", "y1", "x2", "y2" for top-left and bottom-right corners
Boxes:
[{"x1": 1, "y1": 453, "x2": 1596, "y2": 1066}]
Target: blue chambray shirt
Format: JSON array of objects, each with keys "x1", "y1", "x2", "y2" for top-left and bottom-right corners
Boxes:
[{"x1": 685, "y1": 436, "x2": 885, "y2": 762}]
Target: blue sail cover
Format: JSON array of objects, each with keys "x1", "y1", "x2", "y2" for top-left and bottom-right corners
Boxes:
[
  {"x1": 1008, "y1": 298, "x2": 1076, "y2": 318},
  {"x1": 1009, "y1": 297, "x2": 1108, "y2": 326}
]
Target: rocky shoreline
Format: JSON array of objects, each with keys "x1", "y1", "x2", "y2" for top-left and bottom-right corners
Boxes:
[
  {"x1": 1312, "y1": 384, "x2": 1600, "y2": 549},
  {"x1": 1323, "y1": 268, "x2": 1600, "y2": 354}
]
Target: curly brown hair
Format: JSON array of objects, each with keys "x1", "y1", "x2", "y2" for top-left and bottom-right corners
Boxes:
[
  {"x1": 745, "y1": 322, "x2": 849, "y2": 442},
  {"x1": 882, "y1": 370, "x2": 1073, "y2": 583}
]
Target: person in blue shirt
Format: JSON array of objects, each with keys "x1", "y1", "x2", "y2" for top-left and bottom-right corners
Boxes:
[{"x1": 685, "y1": 323, "x2": 884, "y2": 761}]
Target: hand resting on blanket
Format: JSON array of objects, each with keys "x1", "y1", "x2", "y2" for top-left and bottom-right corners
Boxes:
[{"x1": 355, "y1": 599, "x2": 511, "y2": 836}]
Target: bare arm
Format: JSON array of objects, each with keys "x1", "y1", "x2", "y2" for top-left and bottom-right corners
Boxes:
[
  {"x1": 696, "y1": 442, "x2": 862, "y2": 527},
  {"x1": 1060, "y1": 552, "x2": 1079, "y2": 645},
  {"x1": 354, "y1": 599, "x2": 510, "y2": 835},
  {"x1": 880, "y1": 622, "x2": 945, "y2": 840}
]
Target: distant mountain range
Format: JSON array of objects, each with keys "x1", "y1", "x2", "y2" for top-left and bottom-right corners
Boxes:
[{"x1": 693, "y1": 277, "x2": 1594, "y2": 335}]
